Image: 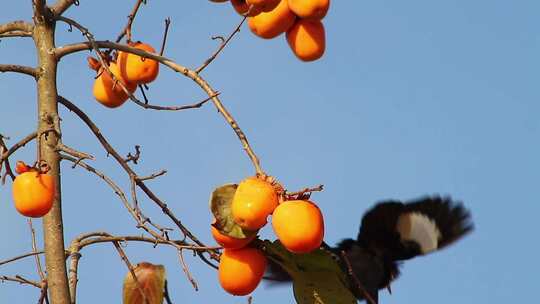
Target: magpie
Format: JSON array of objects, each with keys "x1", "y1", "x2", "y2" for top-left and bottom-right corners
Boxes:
[{"x1": 265, "y1": 196, "x2": 473, "y2": 303}]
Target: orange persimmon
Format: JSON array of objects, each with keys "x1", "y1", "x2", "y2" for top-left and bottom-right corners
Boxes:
[
  {"x1": 287, "y1": 0, "x2": 330, "y2": 20},
  {"x1": 93, "y1": 62, "x2": 137, "y2": 108},
  {"x1": 211, "y1": 225, "x2": 256, "y2": 249},
  {"x1": 272, "y1": 200, "x2": 324, "y2": 253},
  {"x1": 218, "y1": 248, "x2": 267, "y2": 296},
  {"x1": 12, "y1": 171, "x2": 55, "y2": 217},
  {"x1": 231, "y1": 176, "x2": 279, "y2": 230},
  {"x1": 286, "y1": 19, "x2": 326, "y2": 62},
  {"x1": 246, "y1": 0, "x2": 280, "y2": 12},
  {"x1": 117, "y1": 42, "x2": 160, "y2": 84},
  {"x1": 248, "y1": 0, "x2": 296, "y2": 39},
  {"x1": 231, "y1": 0, "x2": 262, "y2": 16}
]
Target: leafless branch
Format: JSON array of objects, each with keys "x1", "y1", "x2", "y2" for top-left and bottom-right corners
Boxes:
[
  {"x1": 28, "y1": 219, "x2": 46, "y2": 281},
  {"x1": 137, "y1": 170, "x2": 167, "y2": 181},
  {"x1": 56, "y1": 143, "x2": 95, "y2": 165},
  {"x1": 112, "y1": 240, "x2": 149, "y2": 304},
  {"x1": 56, "y1": 41, "x2": 263, "y2": 174},
  {"x1": 116, "y1": 0, "x2": 146, "y2": 43},
  {"x1": 0, "y1": 64, "x2": 38, "y2": 78},
  {"x1": 0, "y1": 275, "x2": 41, "y2": 288},
  {"x1": 178, "y1": 249, "x2": 199, "y2": 291},
  {"x1": 0, "y1": 20, "x2": 34, "y2": 35},
  {"x1": 159, "y1": 18, "x2": 171, "y2": 56},
  {"x1": 285, "y1": 184, "x2": 324, "y2": 199},
  {"x1": 124, "y1": 145, "x2": 141, "y2": 164},
  {"x1": 0, "y1": 251, "x2": 44, "y2": 267},
  {"x1": 58, "y1": 96, "x2": 216, "y2": 254},
  {"x1": 196, "y1": 16, "x2": 247, "y2": 73},
  {"x1": 49, "y1": 0, "x2": 79, "y2": 18},
  {"x1": 0, "y1": 31, "x2": 33, "y2": 38},
  {"x1": 0, "y1": 132, "x2": 37, "y2": 183}
]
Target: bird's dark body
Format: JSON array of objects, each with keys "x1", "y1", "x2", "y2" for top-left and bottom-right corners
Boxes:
[{"x1": 265, "y1": 196, "x2": 473, "y2": 303}]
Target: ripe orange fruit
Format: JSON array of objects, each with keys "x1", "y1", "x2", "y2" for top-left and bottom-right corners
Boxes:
[
  {"x1": 93, "y1": 62, "x2": 137, "y2": 108},
  {"x1": 248, "y1": 0, "x2": 296, "y2": 39},
  {"x1": 211, "y1": 225, "x2": 256, "y2": 249},
  {"x1": 246, "y1": 0, "x2": 280, "y2": 12},
  {"x1": 231, "y1": 0, "x2": 262, "y2": 16},
  {"x1": 218, "y1": 248, "x2": 267, "y2": 296},
  {"x1": 117, "y1": 42, "x2": 160, "y2": 84},
  {"x1": 12, "y1": 171, "x2": 55, "y2": 217},
  {"x1": 286, "y1": 19, "x2": 326, "y2": 62},
  {"x1": 287, "y1": 0, "x2": 330, "y2": 20},
  {"x1": 272, "y1": 200, "x2": 324, "y2": 253},
  {"x1": 231, "y1": 177, "x2": 279, "y2": 230}
]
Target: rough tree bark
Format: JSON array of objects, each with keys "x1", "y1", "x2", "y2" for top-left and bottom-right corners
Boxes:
[{"x1": 33, "y1": 3, "x2": 71, "y2": 304}]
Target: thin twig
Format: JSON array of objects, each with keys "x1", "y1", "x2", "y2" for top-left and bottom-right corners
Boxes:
[
  {"x1": 115, "y1": 0, "x2": 146, "y2": 43},
  {"x1": 177, "y1": 250, "x2": 198, "y2": 291},
  {"x1": 0, "y1": 20, "x2": 34, "y2": 35},
  {"x1": 159, "y1": 18, "x2": 171, "y2": 56},
  {"x1": 0, "y1": 275, "x2": 41, "y2": 288},
  {"x1": 28, "y1": 220, "x2": 46, "y2": 281},
  {"x1": 164, "y1": 280, "x2": 173, "y2": 304},
  {"x1": 55, "y1": 41, "x2": 264, "y2": 174},
  {"x1": 49, "y1": 0, "x2": 79, "y2": 18},
  {"x1": 137, "y1": 170, "x2": 167, "y2": 181},
  {"x1": 0, "y1": 251, "x2": 44, "y2": 267},
  {"x1": 196, "y1": 16, "x2": 247, "y2": 73},
  {"x1": 0, "y1": 64, "x2": 38, "y2": 77},
  {"x1": 285, "y1": 184, "x2": 324, "y2": 199},
  {"x1": 112, "y1": 240, "x2": 149, "y2": 304},
  {"x1": 58, "y1": 96, "x2": 217, "y2": 255}
]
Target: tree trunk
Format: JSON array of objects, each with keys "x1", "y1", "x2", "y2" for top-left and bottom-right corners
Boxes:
[{"x1": 33, "y1": 7, "x2": 71, "y2": 304}]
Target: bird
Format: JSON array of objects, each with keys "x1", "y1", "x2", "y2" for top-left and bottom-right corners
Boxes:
[{"x1": 264, "y1": 196, "x2": 474, "y2": 303}]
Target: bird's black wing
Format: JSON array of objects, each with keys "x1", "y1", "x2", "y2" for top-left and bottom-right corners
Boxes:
[{"x1": 357, "y1": 196, "x2": 473, "y2": 261}]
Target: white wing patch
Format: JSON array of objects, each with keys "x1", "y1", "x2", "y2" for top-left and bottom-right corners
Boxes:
[{"x1": 396, "y1": 212, "x2": 442, "y2": 254}]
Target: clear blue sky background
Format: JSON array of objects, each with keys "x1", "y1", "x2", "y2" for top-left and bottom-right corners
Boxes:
[{"x1": 1, "y1": 1, "x2": 539, "y2": 303}]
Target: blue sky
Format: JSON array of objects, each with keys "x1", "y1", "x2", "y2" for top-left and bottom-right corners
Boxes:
[{"x1": 1, "y1": 1, "x2": 539, "y2": 303}]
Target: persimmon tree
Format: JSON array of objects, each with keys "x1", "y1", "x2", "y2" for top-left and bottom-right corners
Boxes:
[{"x1": 0, "y1": 1, "x2": 342, "y2": 304}]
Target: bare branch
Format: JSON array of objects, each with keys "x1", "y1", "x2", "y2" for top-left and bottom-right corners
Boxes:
[
  {"x1": 196, "y1": 16, "x2": 247, "y2": 73},
  {"x1": 0, "y1": 132, "x2": 37, "y2": 183},
  {"x1": 58, "y1": 96, "x2": 215, "y2": 253},
  {"x1": 0, "y1": 132, "x2": 37, "y2": 164},
  {"x1": 177, "y1": 250, "x2": 198, "y2": 291},
  {"x1": 56, "y1": 143, "x2": 95, "y2": 164},
  {"x1": 56, "y1": 41, "x2": 264, "y2": 174},
  {"x1": 115, "y1": 0, "x2": 146, "y2": 43},
  {"x1": 49, "y1": 0, "x2": 79, "y2": 18},
  {"x1": 0, "y1": 20, "x2": 34, "y2": 35},
  {"x1": 28, "y1": 219, "x2": 46, "y2": 281},
  {"x1": 112, "y1": 240, "x2": 149, "y2": 304},
  {"x1": 159, "y1": 18, "x2": 171, "y2": 56},
  {"x1": 0, "y1": 64, "x2": 38, "y2": 78},
  {"x1": 137, "y1": 170, "x2": 167, "y2": 182},
  {"x1": 0, "y1": 275, "x2": 41, "y2": 288},
  {"x1": 0, "y1": 31, "x2": 32, "y2": 38},
  {"x1": 124, "y1": 145, "x2": 141, "y2": 164},
  {"x1": 0, "y1": 251, "x2": 44, "y2": 267}
]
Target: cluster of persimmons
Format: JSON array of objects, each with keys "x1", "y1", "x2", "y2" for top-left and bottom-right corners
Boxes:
[
  {"x1": 211, "y1": 176, "x2": 325, "y2": 296},
  {"x1": 89, "y1": 42, "x2": 159, "y2": 108},
  {"x1": 213, "y1": 0, "x2": 330, "y2": 61}
]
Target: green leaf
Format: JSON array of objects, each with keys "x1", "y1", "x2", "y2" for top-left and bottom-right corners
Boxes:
[
  {"x1": 123, "y1": 262, "x2": 166, "y2": 304},
  {"x1": 262, "y1": 240, "x2": 356, "y2": 304},
  {"x1": 209, "y1": 184, "x2": 256, "y2": 239}
]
